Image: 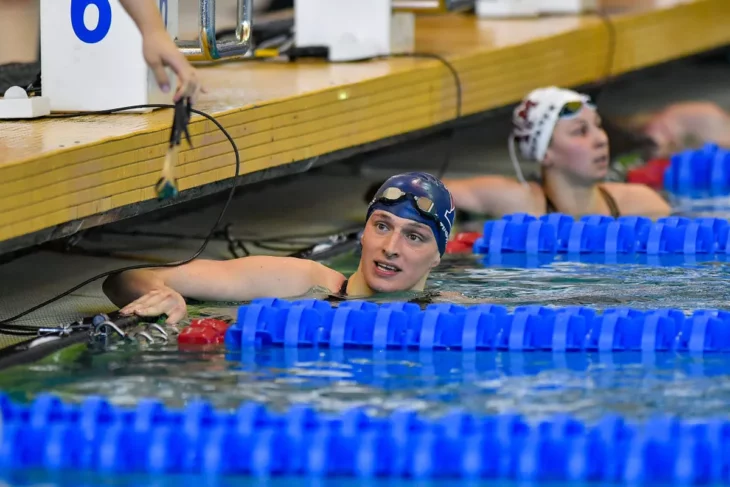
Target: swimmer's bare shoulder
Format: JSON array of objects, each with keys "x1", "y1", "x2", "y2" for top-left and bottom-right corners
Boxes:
[
  {"x1": 600, "y1": 182, "x2": 671, "y2": 219},
  {"x1": 310, "y1": 261, "x2": 348, "y2": 294},
  {"x1": 444, "y1": 175, "x2": 539, "y2": 216},
  {"x1": 478, "y1": 177, "x2": 544, "y2": 216}
]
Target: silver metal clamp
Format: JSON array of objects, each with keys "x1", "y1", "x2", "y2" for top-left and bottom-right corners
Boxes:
[{"x1": 177, "y1": 0, "x2": 253, "y2": 61}]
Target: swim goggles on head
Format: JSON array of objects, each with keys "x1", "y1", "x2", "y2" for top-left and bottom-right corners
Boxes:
[
  {"x1": 559, "y1": 99, "x2": 596, "y2": 118},
  {"x1": 372, "y1": 186, "x2": 439, "y2": 222}
]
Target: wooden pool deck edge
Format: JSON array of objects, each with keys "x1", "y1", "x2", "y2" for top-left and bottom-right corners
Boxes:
[{"x1": 0, "y1": 0, "x2": 728, "y2": 249}]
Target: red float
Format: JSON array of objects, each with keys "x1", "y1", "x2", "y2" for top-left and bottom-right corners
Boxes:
[
  {"x1": 178, "y1": 318, "x2": 231, "y2": 350},
  {"x1": 445, "y1": 231, "x2": 481, "y2": 254},
  {"x1": 626, "y1": 158, "x2": 670, "y2": 190}
]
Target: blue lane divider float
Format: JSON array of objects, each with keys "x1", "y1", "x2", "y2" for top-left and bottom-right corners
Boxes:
[
  {"x1": 664, "y1": 143, "x2": 730, "y2": 196},
  {"x1": 2, "y1": 393, "x2": 730, "y2": 484},
  {"x1": 224, "y1": 298, "x2": 730, "y2": 353},
  {"x1": 472, "y1": 213, "x2": 730, "y2": 255},
  {"x1": 480, "y1": 250, "x2": 729, "y2": 269}
]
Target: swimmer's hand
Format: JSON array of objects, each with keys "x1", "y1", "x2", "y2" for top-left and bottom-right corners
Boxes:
[
  {"x1": 119, "y1": 0, "x2": 205, "y2": 104},
  {"x1": 119, "y1": 287, "x2": 188, "y2": 325},
  {"x1": 143, "y1": 28, "x2": 204, "y2": 104},
  {"x1": 644, "y1": 102, "x2": 730, "y2": 158}
]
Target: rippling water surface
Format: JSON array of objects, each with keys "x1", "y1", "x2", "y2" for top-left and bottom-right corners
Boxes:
[{"x1": 3, "y1": 200, "x2": 730, "y2": 486}]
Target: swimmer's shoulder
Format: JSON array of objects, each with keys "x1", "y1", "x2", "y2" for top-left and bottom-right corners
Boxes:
[
  {"x1": 600, "y1": 182, "x2": 671, "y2": 218},
  {"x1": 486, "y1": 177, "x2": 545, "y2": 215},
  {"x1": 446, "y1": 175, "x2": 543, "y2": 215},
  {"x1": 308, "y1": 260, "x2": 348, "y2": 295}
]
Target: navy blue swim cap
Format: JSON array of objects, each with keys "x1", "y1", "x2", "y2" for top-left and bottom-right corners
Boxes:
[{"x1": 366, "y1": 172, "x2": 455, "y2": 255}]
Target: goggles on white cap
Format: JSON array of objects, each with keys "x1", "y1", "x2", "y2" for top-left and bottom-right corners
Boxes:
[{"x1": 508, "y1": 87, "x2": 595, "y2": 185}]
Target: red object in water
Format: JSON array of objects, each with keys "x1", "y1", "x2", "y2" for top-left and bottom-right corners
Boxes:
[
  {"x1": 626, "y1": 158, "x2": 670, "y2": 190},
  {"x1": 446, "y1": 232, "x2": 481, "y2": 254},
  {"x1": 178, "y1": 318, "x2": 231, "y2": 348}
]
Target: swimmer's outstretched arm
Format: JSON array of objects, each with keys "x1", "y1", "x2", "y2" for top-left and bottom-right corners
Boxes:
[
  {"x1": 118, "y1": 0, "x2": 203, "y2": 102},
  {"x1": 443, "y1": 175, "x2": 535, "y2": 216},
  {"x1": 102, "y1": 256, "x2": 345, "y2": 324}
]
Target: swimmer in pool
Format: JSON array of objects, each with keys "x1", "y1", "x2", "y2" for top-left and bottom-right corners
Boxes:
[
  {"x1": 443, "y1": 87, "x2": 671, "y2": 219},
  {"x1": 103, "y1": 172, "x2": 456, "y2": 324}
]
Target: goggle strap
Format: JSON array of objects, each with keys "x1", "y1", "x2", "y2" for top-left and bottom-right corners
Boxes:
[{"x1": 508, "y1": 135, "x2": 529, "y2": 188}]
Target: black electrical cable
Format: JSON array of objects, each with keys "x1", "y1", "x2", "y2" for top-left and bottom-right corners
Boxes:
[
  {"x1": 283, "y1": 47, "x2": 463, "y2": 179},
  {"x1": 590, "y1": 9, "x2": 617, "y2": 107},
  {"x1": 0, "y1": 313, "x2": 141, "y2": 366},
  {"x1": 387, "y1": 52, "x2": 462, "y2": 179},
  {"x1": 92, "y1": 224, "x2": 365, "y2": 245},
  {"x1": 0, "y1": 103, "x2": 241, "y2": 332},
  {"x1": 588, "y1": 12, "x2": 658, "y2": 160}
]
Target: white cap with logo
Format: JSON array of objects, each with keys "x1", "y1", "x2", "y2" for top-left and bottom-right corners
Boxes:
[{"x1": 508, "y1": 86, "x2": 593, "y2": 184}]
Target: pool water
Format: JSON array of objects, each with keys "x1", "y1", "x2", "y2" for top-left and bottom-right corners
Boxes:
[
  {"x1": 4, "y1": 200, "x2": 730, "y2": 485},
  {"x1": 4, "y1": 339, "x2": 730, "y2": 422},
  {"x1": 3, "y1": 256, "x2": 730, "y2": 418},
  {"x1": 434, "y1": 254, "x2": 730, "y2": 312}
]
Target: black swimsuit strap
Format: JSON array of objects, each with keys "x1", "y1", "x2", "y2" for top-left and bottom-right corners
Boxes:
[
  {"x1": 544, "y1": 186, "x2": 621, "y2": 218},
  {"x1": 338, "y1": 278, "x2": 349, "y2": 296},
  {"x1": 597, "y1": 186, "x2": 621, "y2": 218},
  {"x1": 545, "y1": 194, "x2": 558, "y2": 214}
]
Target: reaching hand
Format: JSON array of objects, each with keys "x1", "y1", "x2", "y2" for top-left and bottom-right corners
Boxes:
[
  {"x1": 142, "y1": 28, "x2": 205, "y2": 104},
  {"x1": 119, "y1": 287, "x2": 188, "y2": 325},
  {"x1": 644, "y1": 102, "x2": 730, "y2": 157}
]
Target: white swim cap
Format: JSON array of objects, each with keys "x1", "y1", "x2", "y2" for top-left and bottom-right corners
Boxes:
[{"x1": 511, "y1": 86, "x2": 593, "y2": 163}]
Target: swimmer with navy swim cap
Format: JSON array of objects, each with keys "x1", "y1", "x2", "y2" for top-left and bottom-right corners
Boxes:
[{"x1": 103, "y1": 172, "x2": 456, "y2": 324}]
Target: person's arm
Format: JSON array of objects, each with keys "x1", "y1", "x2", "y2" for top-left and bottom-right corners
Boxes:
[
  {"x1": 118, "y1": 0, "x2": 203, "y2": 102},
  {"x1": 102, "y1": 256, "x2": 345, "y2": 323},
  {"x1": 118, "y1": 0, "x2": 164, "y2": 36},
  {"x1": 443, "y1": 175, "x2": 536, "y2": 216},
  {"x1": 0, "y1": 0, "x2": 39, "y2": 65}
]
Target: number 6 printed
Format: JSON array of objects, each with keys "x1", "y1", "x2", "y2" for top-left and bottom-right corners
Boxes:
[
  {"x1": 70, "y1": 0, "x2": 112, "y2": 44},
  {"x1": 71, "y1": 0, "x2": 169, "y2": 44}
]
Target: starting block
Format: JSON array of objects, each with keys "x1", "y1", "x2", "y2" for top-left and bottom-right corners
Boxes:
[
  {"x1": 40, "y1": 0, "x2": 179, "y2": 112},
  {"x1": 39, "y1": 0, "x2": 253, "y2": 112},
  {"x1": 295, "y1": 0, "x2": 415, "y2": 62}
]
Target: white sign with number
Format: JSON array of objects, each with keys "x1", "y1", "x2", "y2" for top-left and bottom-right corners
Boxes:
[{"x1": 40, "y1": 0, "x2": 178, "y2": 112}]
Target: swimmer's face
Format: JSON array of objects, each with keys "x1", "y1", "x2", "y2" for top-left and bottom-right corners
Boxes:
[
  {"x1": 543, "y1": 106, "x2": 610, "y2": 183},
  {"x1": 359, "y1": 210, "x2": 441, "y2": 294}
]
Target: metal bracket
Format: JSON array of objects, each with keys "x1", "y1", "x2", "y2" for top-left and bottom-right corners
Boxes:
[{"x1": 177, "y1": 0, "x2": 253, "y2": 61}]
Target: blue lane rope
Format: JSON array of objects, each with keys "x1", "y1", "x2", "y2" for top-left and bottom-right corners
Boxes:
[
  {"x1": 473, "y1": 213, "x2": 730, "y2": 255},
  {"x1": 1, "y1": 392, "x2": 728, "y2": 483},
  {"x1": 224, "y1": 299, "x2": 730, "y2": 353},
  {"x1": 480, "y1": 251, "x2": 729, "y2": 268},
  {"x1": 664, "y1": 143, "x2": 730, "y2": 196}
]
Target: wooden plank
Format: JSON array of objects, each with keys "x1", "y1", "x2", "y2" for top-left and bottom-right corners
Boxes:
[{"x1": 0, "y1": 0, "x2": 727, "y2": 244}]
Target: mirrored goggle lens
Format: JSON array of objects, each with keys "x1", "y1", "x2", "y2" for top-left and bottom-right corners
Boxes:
[
  {"x1": 415, "y1": 195, "x2": 435, "y2": 214},
  {"x1": 379, "y1": 187, "x2": 436, "y2": 215},
  {"x1": 558, "y1": 100, "x2": 595, "y2": 118},
  {"x1": 380, "y1": 187, "x2": 406, "y2": 201}
]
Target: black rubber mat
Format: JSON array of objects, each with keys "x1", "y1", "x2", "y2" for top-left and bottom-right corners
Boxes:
[
  {"x1": 0, "y1": 251, "x2": 149, "y2": 350},
  {"x1": 0, "y1": 61, "x2": 40, "y2": 95}
]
